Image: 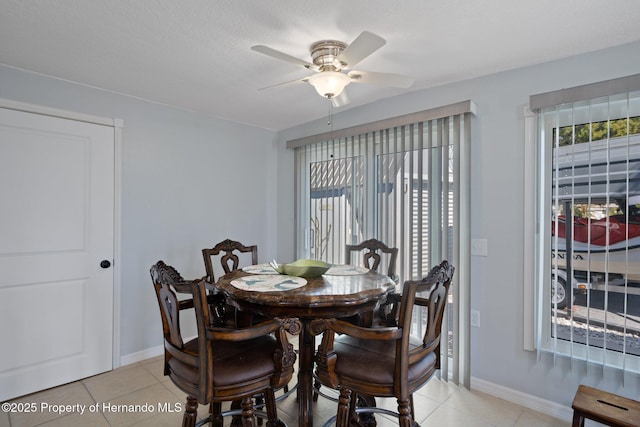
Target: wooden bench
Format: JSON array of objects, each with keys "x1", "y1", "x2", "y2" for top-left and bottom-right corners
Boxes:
[{"x1": 572, "y1": 384, "x2": 640, "y2": 427}]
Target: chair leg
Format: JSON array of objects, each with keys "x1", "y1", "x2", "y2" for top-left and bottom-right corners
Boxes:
[
  {"x1": 210, "y1": 402, "x2": 223, "y2": 427},
  {"x1": 313, "y1": 377, "x2": 321, "y2": 402},
  {"x1": 571, "y1": 412, "x2": 584, "y2": 427},
  {"x1": 263, "y1": 388, "x2": 282, "y2": 427},
  {"x1": 336, "y1": 388, "x2": 352, "y2": 427},
  {"x1": 255, "y1": 394, "x2": 265, "y2": 426},
  {"x1": 357, "y1": 395, "x2": 377, "y2": 427},
  {"x1": 348, "y1": 393, "x2": 358, "y2": 426},
  {"x1": 183, "y1": 396, "x2": 198, "y2": 427},
  {"x1": 241, "y1": 396, "x2": 256, "y2": 427},
  {"x1": 397, "y1": 398, "x2": 413, "y2": 427},
  {"x1": 409, "y1": 394, "x2": 415, "y2": 421},
  {"x1": 230, "y1": 400, "x2": 242, "y2": 427}
]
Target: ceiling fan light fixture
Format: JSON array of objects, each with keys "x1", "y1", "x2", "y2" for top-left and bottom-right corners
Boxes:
[{"x1": 308, "y1": 71, "x2": 350, "y2": 99}]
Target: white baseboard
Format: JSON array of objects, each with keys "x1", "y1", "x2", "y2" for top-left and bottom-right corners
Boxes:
[
  {"x1": 471, "y1": 377, "x2": 574, "y2": 423},
  {"x1": 120, "y1": 344, "x2": 163, "y2": 366}
]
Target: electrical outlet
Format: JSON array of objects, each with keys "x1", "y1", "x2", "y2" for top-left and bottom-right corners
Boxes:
[{"x1": 471, "y1": 310, "x2": 480, "y2": 327}]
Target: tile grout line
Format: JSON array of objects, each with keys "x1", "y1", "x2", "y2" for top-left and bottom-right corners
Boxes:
[{"x1": 79, "y1": 380, "x2": 114, "y2": 427}]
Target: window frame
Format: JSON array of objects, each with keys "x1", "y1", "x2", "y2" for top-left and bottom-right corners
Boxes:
[{"x1": 527, "y1": 75, "x2": 640, "y2": 373}]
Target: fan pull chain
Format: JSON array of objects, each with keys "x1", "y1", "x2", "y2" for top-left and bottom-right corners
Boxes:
[{"x1": 327, "y1": 98, "x2": 334, "y2": 140}]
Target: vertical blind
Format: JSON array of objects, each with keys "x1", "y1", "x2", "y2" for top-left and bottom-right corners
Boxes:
[
  {"x1": 530, "y1": 74, "x2": 640, "y2": 374},
  {"x1": 288, "y1": 101, "x2": 475, "y2": 387}
]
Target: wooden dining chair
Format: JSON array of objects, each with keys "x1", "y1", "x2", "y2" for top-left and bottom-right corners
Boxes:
[
  {"x1": 313, "y1": 239, "x2": 401, "y2": 402},
  {"x1": 310, "y1": 260, "x2": 454, "y2": 427},
  {"x1": 202, "y1": 238, "x2": 258, "y2": 282},
  {"x1": 202, "y1": 238, "x2": 259, "y2": 326},
  {"x1": 344, "y1": 238, "x2": 400, "y2": 327},
  {"x1": 345, "y1": 238, "x2": 399, "y2": 283},
  {"x1": 201, "y1": 239, "x2": 290, "y2": 403},
  {"x1": 151, "y1": 260, "x2": 300, "y2": 427}
]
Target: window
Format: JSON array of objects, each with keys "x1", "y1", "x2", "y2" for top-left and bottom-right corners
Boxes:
[
  {"x1": 529, "y1": 75, "x2": 640, "y2": 372},
  {"x1": 288, "y1": 101, "x2": 475, "y2": 386}
]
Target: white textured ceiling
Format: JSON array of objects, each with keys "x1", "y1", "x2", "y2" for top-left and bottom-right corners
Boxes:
[{"x1": 1, "y1": 0, "x2": 640, "y2": 131}]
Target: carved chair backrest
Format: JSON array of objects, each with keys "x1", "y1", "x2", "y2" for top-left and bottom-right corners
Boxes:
[
  {"x1": 397, "y1": 260, "x2": 454, "y2": 374},
  {"x1": 345, "y1": 238, "x2": 398, "y2": 278},
  {"x1": 151, "y1": 261, "x2": 187, "y2": 349},
  {"x1": 151, "y1": 260, "x2": 213, "y2": 402},
  {"x1": 202, "y1": 239, "x2": 258, "y2": 282}
]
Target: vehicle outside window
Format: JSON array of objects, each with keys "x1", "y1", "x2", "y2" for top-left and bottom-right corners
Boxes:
[
  {"x1": 549, "y1": 116, "x2": 640, "y2": 357},
  {"x1": 551, "y1": 116, "x2": 640, "y2": 305}
]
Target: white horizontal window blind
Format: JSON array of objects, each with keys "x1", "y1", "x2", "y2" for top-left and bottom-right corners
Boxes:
[
  {"x1": 289, "y1": 101, "x2": 475, "y2": 387},
  {"x1": 530, "y1": 74, "x2": 640, "y2": 374}
]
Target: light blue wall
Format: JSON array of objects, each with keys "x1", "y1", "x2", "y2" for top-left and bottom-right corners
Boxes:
[
  {"x1": 0, "y1": 64, "x2": 280, "y2": 356},
  {"x1": 2, "y1": 37, "x2": 639, "y2": 410},
  {"x1": 277, "y1": 40, "x2": 640, "y2": 409}
]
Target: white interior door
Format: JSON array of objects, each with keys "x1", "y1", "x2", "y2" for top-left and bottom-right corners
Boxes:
[{"x1": 0, "y1": 107, "x2": 115, "y2": 401}]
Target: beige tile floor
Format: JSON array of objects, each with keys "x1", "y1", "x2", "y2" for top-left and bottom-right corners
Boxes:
[{"x1": 0, "y1": 355, "x2": 571, "y2": 427}]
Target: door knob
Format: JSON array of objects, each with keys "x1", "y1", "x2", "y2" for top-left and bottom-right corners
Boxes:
[{"x1": 100, "y1": 260, "x2": 111, "y2": 269}]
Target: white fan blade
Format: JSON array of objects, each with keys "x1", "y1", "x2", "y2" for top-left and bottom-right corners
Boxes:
[
  {"x1": 251, "y1": 45, "x2": 319, "y2": 71},
  {"x1": 257, "y1": 75, "x2": 311, "y2": 91},
  {"x1": 348, "y1": 70, "x2": 415, "y2": 88},
  {"x1": 335, "y1": 31, "x2": 386, "y2": 68},
  {"x1": 331, "y1": 91, "x2": 350, "y2": 107}
]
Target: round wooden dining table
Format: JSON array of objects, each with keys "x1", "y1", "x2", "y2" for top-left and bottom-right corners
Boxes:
[{"x1": 214, "y1": 266, "x2": 397, "y2": 427}]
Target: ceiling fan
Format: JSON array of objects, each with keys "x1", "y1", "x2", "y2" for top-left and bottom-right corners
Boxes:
[{"x1": 251, "y1": 31, "x2": 415, "y2": 106}]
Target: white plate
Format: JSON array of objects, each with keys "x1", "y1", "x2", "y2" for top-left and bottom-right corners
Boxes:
[{"x1": 231, "y1": 274, "x2": 307, "y2": 292}]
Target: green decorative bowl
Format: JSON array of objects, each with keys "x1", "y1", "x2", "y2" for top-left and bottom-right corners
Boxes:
[{"x1": 277, "y1": 259, "x2": 331, "y2": 278}]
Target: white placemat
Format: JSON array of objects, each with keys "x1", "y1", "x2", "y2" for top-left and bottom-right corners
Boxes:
[
  {"x1": 325, "y1": 264, "x2": 369, "y2": 275},
  {"x1": 242, "y1": 263, "x2": 278, "y2": 274},
  {"x1": 231, "y1": 274, "x2": 307, "y2": 292}
]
